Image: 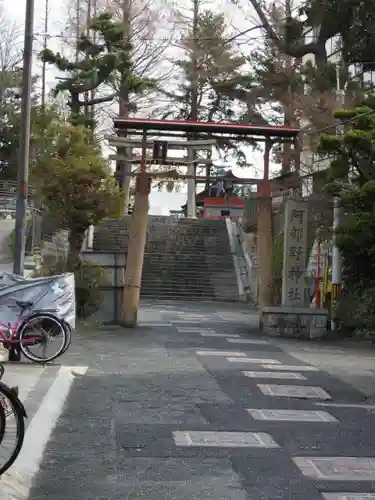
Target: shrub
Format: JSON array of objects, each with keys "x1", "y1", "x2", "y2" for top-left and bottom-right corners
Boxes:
[
  {"x1": 35, "y1": 258, "x2": 109, "y2": 319},
  {"x1": 8, "y1": 228, "x2": 15, "y2": 256},
  {"x1": 337, "y1": 285, "x2": 375, "y2": 336}
]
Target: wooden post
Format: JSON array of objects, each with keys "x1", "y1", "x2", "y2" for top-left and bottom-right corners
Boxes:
[
  {"x1": 121, "y1": 130, "x2": 150, "y2": 327},
  {"x1": 120, "y1": 173, "x2": 150, "y2": 327}
]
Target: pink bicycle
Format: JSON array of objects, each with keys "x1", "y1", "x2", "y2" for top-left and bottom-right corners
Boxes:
[{"x1": 0, "y1": 299, "x2": 68, "y2": 364}]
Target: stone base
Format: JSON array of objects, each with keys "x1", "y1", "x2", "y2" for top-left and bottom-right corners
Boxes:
[{"x1": 260, "y1": 306, "x2": 328, "y2": 340}]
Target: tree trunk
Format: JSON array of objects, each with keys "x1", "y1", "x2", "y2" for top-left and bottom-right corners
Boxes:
[{"x1": 67, "y1": 229, "x2": 85, "y2": 269}]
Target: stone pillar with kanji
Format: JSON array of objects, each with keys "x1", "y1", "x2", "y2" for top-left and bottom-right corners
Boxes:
[
  {"x1": 259, "y1": 197, "x2": 328, "y2": 339},
  {"x1": 281, "y1": 199, "x2": 309, "y2": 307}
]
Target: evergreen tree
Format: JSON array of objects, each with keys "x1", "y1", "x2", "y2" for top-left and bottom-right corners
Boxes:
[
  {"x1": 40, "y1": 11, "x2": 154, "y2": 128},
  {"x1": 32, "y1": 121, "x2": 123, "y2": 265},
  {"x1": 249, "y1": 0, "x2": 375, "y2": 74},
  {"x1": 161, "y1": 9, "x2": 245, "y2": 123},
  {"x1": 157, "y1": 4, "x2": 252, "y2": 169},
  {"x1": 317, "y1": 99, "x2": 375, "y2": 330}
]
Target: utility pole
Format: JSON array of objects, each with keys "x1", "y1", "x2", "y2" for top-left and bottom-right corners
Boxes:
[
  {"x1": 41, "y1": 0, "x2": 49, "y2": 109},
  {"x1": 13, "y1": 0, "x2": 35, "y2": 277},
  {"x1": 75, "y1": 0, "x2": 81, "y2": 63},
  {"x1": 89, "y1": 0, "x2": 97, "y2": 126},
  {"x1": 281, "y1": 0, "x2": 294, "y2": 175},
  {"x1": 187, "y1": 0, "x2": 199, "y2": 218},
  {"x1": 116, "y1": 0, "x2": 132, "y2": 214},
  {"x1": 83, "y1": 0, "x2": 92, "y2": 124},
  {"x1": 330, "y1": 62, "x2": 345, "y2": 330}
]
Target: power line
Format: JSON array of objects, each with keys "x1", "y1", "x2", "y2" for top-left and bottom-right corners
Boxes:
[
  {"x1": 301, "y1": 108, "x2": 375, "y2": 137},
  {"x1": 31, "y1": 32, "x2": 356, "y2": 43}
]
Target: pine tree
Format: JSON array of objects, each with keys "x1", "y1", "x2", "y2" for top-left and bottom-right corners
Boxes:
[
  {"x1": 317, "y1": 99, "x2": 375, "y2": 330},
  {"x1": 162, "y1": 8, "x2": 245, "y2": 123},
  {"x1": 40, "y1": 11, "x2": 154, "y2": 128}
]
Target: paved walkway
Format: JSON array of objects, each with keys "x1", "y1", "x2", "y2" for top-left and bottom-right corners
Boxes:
[{"x1": 3, "y1": 301, "x2": 375, "y2": 499}]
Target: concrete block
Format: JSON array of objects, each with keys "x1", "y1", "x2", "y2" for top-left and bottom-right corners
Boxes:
[{"x1": 259, "y1": 306, "x2": 328, "y2": 340}]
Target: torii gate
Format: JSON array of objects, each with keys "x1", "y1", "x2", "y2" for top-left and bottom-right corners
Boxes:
[{"x1": 111, "y1": 117, "x2": 300, "y2": 325}]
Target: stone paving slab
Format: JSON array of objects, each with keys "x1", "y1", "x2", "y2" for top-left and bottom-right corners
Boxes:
[
  {"x1": 242, "y1": 370, "x2": 307, "y2": 380},
  {"x1": 172, "y1": 430, "x2": 280, "y2": 447},
  {"x1": 246, "y1": 409, "x2": 338, "y2": 422},
  {"x1": 257, "y1": 384, "x2": 332, "y2": 399},
  {"x1": 323, "y1": 494, "x2": 375, "y2": 500},
  {"x1": 293, "y1": 457, "x2": 375, "y2": 480}
]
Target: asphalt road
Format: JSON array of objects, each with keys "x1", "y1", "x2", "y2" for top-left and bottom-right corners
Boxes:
[{"x1": 4, "y1": 301, "x2": 375, "y2": 500}]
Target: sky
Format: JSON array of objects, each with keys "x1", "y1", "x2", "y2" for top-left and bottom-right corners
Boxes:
[{"x1": 3, "y1": 0, "x2": 278, "y2": 214}]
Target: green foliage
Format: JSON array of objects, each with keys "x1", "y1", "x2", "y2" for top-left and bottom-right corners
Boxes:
[
  {"x1": 336, "y1": 285, "x2": 375, "y2": 335},
  {"x1": 32, "y1": 122, "x2": 123, "y2": 230},
  {"x1": 302, "y1": 61, "x2": 337, "y2": 93},
  {"x1": 36, "y1": 258, "x2": 108, "y2": 319},
  {"x1": 319, "y1": 103, "x2": 375, "y2": 185},
  {"x1": 287, "y1": 0, "x2": 375, "y2": 68},
  {"x1": 163, "y1": 9, "x2": 245, "y2": 122},
  {"x1": 31, "y1": 121, "x2": 123, "y2": 263},
  {"x1": 40, "y1": 11, "x2": 154, "y2": 125},
  {"x1": 8, "y1": 227, "x2": 14, "y2": 256},
  {"x1": 74, "y1": 260, "x2": 108, "y2": 318},
  {"x1": 0, "y1": 71, "x2": 54, "y2": 180},
  {"x1": 318, "y1": 99, "x2": 375, "y2": 331}
]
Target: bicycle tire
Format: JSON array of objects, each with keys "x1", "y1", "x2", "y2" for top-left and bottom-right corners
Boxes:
[
  {"x1": 18, "y1": 312, "x2": 67, "y2": 364},
  {"x1": 61, "y1": 322, "x2": 72, "y2": 355},
  {"x1": 0, "y1": 401, "x2": 5, "y2": 444},
  {"x1": 0, "y1": 382, "x2": 25, "y2": 476}
]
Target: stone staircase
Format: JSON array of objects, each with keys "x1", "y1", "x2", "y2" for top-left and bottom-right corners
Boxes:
[{"x1": 93, "y1": 216, "x2": 239, "y2": 302}]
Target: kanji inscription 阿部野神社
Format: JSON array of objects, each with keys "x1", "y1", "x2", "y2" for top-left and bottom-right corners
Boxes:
[{"x1": 282, "y1": 201, "x2": 309, "y2": 306}]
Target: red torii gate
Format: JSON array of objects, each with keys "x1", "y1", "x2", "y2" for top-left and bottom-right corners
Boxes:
[{"x1": 112, "y1": 117, "x2": 300, "y2": 324}]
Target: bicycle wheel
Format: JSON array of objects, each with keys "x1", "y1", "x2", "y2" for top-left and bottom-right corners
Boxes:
[
  {"x1": 18, "y1": 312, "x2": 67, "y2": 364},
  {"x1": 61, "y1": 322, "x2": 72, "y2": 355},
  {"x1": 0, "y1": 401, "x2": 5, "y2": 444},
  {"x1": 0, "y1": 382, "x2": 25, "y2": 476}
]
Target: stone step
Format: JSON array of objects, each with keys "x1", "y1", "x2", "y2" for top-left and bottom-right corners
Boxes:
[
  {"x1": 140, "y1": 289, "x2": 239, "y2": 301},
  {"x1": 142, "y1": 263, "x2": 232, "y2": 270},
  {"x1": 143, "y1": 253, "x2": 233, "y2": 260},
  {"x1": 93, "y1": 216, "x2": 239, "y2": 303},
  {"x1": 141, "y1": 274, "x2": 238, "y2": 285},
  {"x1": 93, "y1": 242, "x2": 232, "y2": 252},
  {"x1": 141, "y1": 283, "x2": 238, "y2": 292},
  {"x1": 141, "y1": 271, "x2": 237, "y2": 278}
]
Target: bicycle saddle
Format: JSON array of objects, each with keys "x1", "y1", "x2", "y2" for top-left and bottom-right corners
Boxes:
[{"x1": 15, "y1": 300, "x2": 33, "y2": 309}]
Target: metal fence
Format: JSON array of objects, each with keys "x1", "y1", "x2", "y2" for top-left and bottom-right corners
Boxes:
[{"x1": 0, "y1": 181, "x2": 43, "y2": 259}]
